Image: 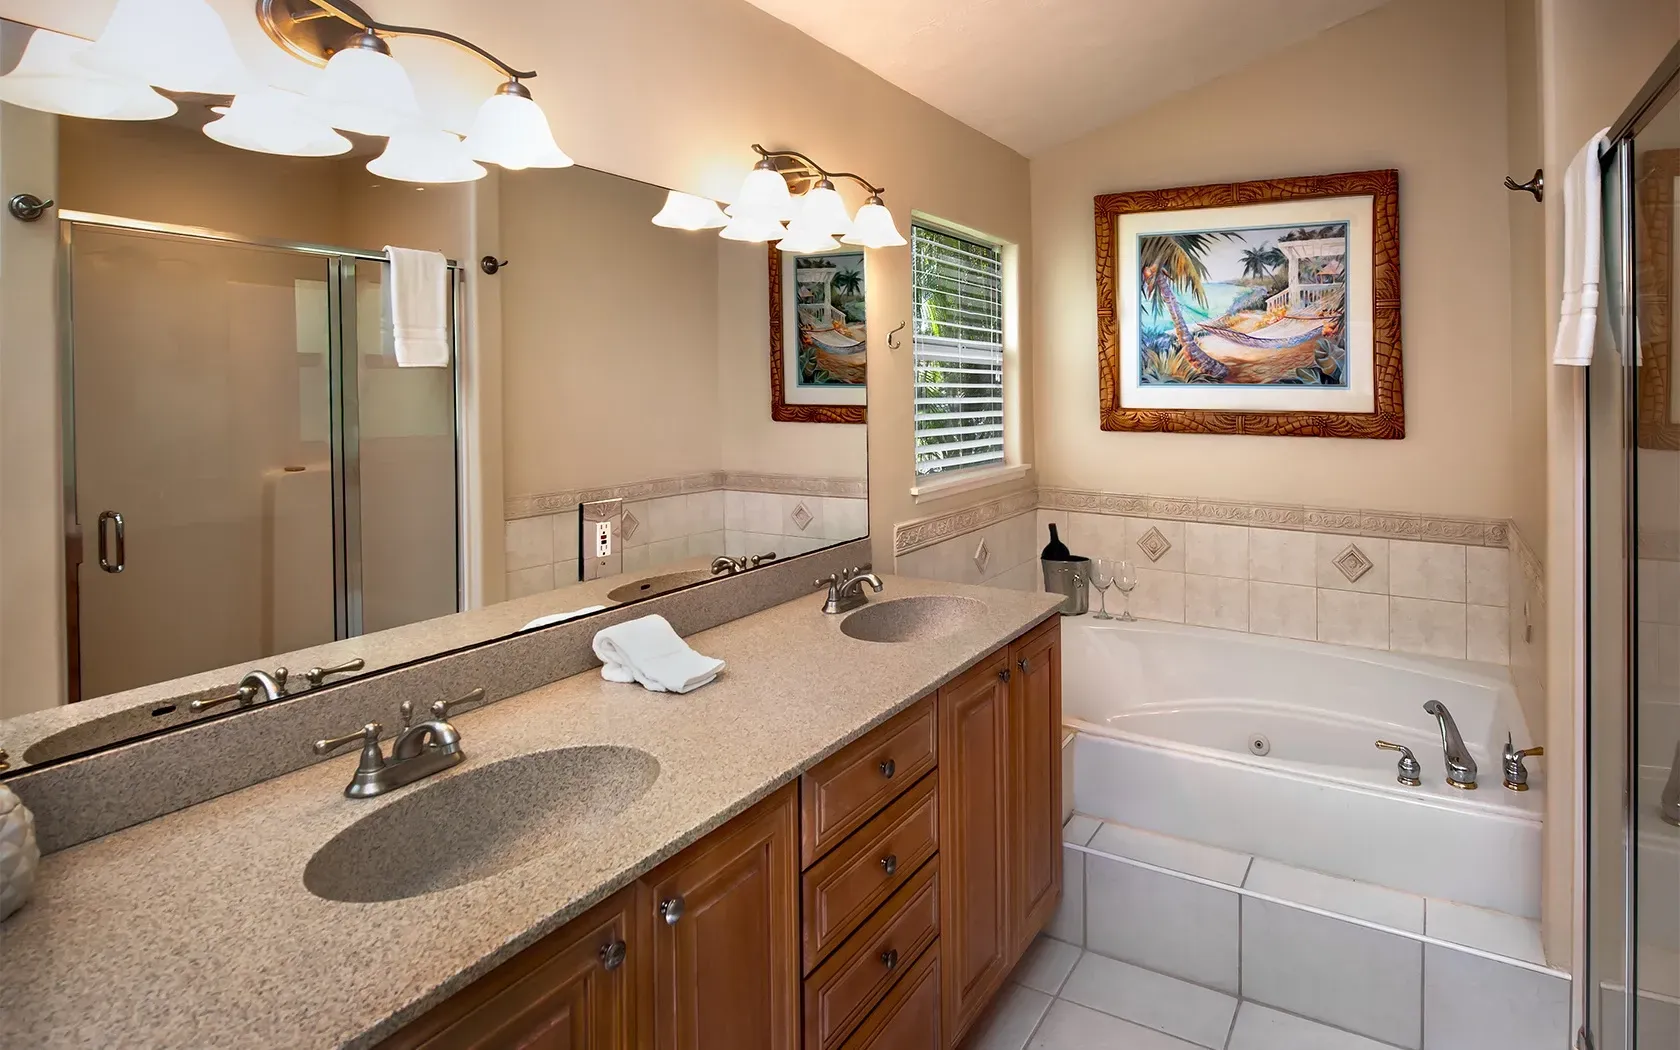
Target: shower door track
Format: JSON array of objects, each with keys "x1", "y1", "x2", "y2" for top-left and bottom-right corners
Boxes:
[{"x1": 56, "y1": 211, "x2": 464, "y2": 700}]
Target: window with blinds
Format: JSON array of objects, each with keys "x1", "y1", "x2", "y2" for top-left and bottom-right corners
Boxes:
[{"x1": 911, "y1": 223, "x2": 1005, "y2": 478}]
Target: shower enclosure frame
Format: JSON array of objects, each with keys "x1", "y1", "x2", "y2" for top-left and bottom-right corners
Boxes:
[{"x1": 55, "y1": 211, "x2": 467, "y2": 702}]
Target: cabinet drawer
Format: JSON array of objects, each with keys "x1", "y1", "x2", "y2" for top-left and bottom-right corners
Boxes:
[
  {"x1": 803, "y1": 859, "x2": 939, "y2": 1050},
  {"x1": 801, "y1": 694, "x2": 937, "y2": 868},
  {"x1": 837, "y1": 943, "x2": 940, "y2": 1050},
  {"x1": 802, "y1": 772, "x2": 938, "y2": 974}
]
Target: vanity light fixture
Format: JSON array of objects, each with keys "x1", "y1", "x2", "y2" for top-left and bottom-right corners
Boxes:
[
  {"x1": 80, "y1": 0, "x2": 252, "y2": 96},
  {"x1": 693, "y1": 145, "x2": 906, "y2": 250},
  {"x1": 0, "y1": 28, "x2": 176, "y2": 121},
  {"x1": 463, "y1": 81, "x2": 574, "y2": 170},
  {"x1": 203, "y1": 87, "x2": 350, "y2": 157},
  {"x1": 367, "y1": 128, "x2": 487, "y2": 183},
  {"x1": 651, "y1": 191, "x2": 730, "y2": 230},
  {"x1": 302, "y1": 28, "x2": 422, "y2": 137}
]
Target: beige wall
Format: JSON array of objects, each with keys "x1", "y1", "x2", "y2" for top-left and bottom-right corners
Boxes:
[{"x1": 1029, "y1": 0, "x2": 1514, "y2": 520}]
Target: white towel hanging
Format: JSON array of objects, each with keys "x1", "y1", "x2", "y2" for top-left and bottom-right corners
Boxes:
[
  {"x1": 1552, "y1": 129, "x2": 1610, "y2": 367},
  {"x1": 384, "y1": 246, "x2": 450, "y2": 367}
]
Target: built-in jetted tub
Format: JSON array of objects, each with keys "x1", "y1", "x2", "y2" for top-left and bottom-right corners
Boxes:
[{"x1": 1062, "y1": 617, "x2": 1544, "y2": 917}]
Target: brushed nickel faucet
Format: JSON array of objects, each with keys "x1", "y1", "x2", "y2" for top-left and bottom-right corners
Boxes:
[
  {"x1": 1501, "y1": 733, "x2": 1544, "y2": 791},
  {"x1": 711, "y1": 552, "x2": 777, "y2": 576},
  {"x1": 312, "y1": 688, "x2": 485, "y2": 799},
  {"x1": 817, "y1": 565, "x2": 884, "y2": 614},
  {"x1": 189, "y1": 667, "x2": 290, "y2": 713},
  {"x1": 1423, "y1": 700, "x2": 1477, "y2": 789}
]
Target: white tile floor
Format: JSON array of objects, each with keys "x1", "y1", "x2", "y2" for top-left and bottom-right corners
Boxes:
[{"x1": 963, "y1": 935, "x2": 1414, "y2": 1050}]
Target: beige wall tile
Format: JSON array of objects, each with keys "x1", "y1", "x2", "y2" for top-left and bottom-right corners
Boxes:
[
  {"x1": 1466, "y1": 604, "x2": 1510, "y2": 663},
  {"x1": 646, "y1": 494, "x2": 692, "y2": 542},
  {"x1": 505, "y1": 564, "x2": 554, "y2": 600},
  {"x1": 1249, "y1": 528, "x2": 1316, "y2": 586},
  {"x1": 1390, "y1": 596, "x2": 1466, "y2": 659},
  {"x1": 1389, "y1": 540, "x2": 1466, "y2": 602},
  {"x1": 1465, "y1": 547, "x2": 1509, "y2": 607},
  {"x1": 1318, "y1": 590, "x2": 1389, "y2": 650},
  {"x1": 623, "y1": 499, "x2": 652, "y2": 548},
  {"x1": 551, "y1": 510, "x2": 582, "y2": 564},
  {"x1": 1638, "y1": 558, "x2": 1680, "y2": 625},
  {"x1": 504, "y1": 514, "x2": 555, "y2": 572},
  {"x1": 1065, "y1": 510, "x2": 1127, "y2": 562},
  {"x1": 1125, "y1": 517, "x2": 1186, "y2": 572},
  {"x1": 553, "y1": 558, "x2": 581, "y2": 588},
  {"x1": 824, "y1": 496, "x2": 869, "y2": 541},
  {"x1": 1126, "y1": 567, "x2": 1184, "y2": 623},
  {"x1": 1250, "y1": 582, "x2": 1317, "y2": 640},
  {"x1": 785, "y1": 495, "x2": 824, "y2": 540},
  {"x1": 691, "y1": 491, "x2": 725, "y2": 534},
  {"x1": 1185, "y1": 574, "x2": 1248, "y2": 631},
  {"x1": 1316, "y1": 534, "x2": 1389, "y2": 594},
  {"x1": 1185, "y1": 523, "x2": 1249, "y2": 579}
]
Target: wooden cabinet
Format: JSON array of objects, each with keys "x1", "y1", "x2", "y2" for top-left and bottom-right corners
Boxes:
[
  {"x1": 1009, "y1": 619, "x2": 1063, "y2": 960},
  {"x1": 800, "y1": 695, "x2": 937, "y2": 868},
  {"x1": 377, "y1": 885, "x2": 636, "y2": 1050},
  {"x1": 936, "y1": 647, "x2": 1013, "y2": 1044},
  {"x1": 642, "y1": 784, "x2": 800, "y2": 1050}
]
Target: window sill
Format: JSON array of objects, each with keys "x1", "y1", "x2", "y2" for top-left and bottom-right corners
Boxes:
[{"x1": 910, "y1": 462, "x2": 1031, "y2": 503}]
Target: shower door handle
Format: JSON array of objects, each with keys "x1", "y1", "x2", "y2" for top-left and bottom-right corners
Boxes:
[{"x1": 97, "y1": 511, "x2": 125, "y2": 573}]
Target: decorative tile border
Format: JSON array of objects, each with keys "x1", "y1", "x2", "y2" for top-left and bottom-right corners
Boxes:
[
  {"x1": 1038, "y1": 486, "x2": 1510, "y2": 547},
  {"x1": 894, "y1": 488, "x2": 1039, "y2": 555},
  {"x1": 1510, "y1": 523, "x2": 1545, "y2": 605},
  {"x1": 507, "y1": 471, "x2": 866, "y2": 520}
]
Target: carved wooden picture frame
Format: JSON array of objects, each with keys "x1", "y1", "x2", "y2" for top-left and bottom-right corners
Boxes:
[
  {"x1": 1638, "y1": 150, "x2": 1680, "y2": 450},
  {"x1": 1095, "y1": 169, "x2": 1404, "y2": 438},
  {"x1": 767, "y1": 245, "x2": 867, "y2": 424}
]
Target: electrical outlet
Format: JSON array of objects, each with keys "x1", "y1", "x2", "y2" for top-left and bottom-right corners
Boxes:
[{"x1": 595, "y1": 520, "x2": 613, "y2": 558}]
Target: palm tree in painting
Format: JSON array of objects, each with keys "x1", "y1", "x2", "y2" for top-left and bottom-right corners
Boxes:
[
  {"x1": 1140, "y1": 233, "x2": 1236, "y2": 380},
  {"x1": 1239, "y1": 243, "x2": 1284, "y2": 279},
  {"x1": 832, "y1": 268, "x2": 863, "y2": 297}
]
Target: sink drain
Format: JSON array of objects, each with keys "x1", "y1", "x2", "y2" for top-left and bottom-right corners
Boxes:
[{"x1": 1247, "y1": 733, "x2": 1271, "y2": 757}]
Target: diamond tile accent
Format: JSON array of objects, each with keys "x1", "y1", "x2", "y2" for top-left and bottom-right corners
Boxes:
[
  {"x1": 1333, "y1": 543, "x2": 1374, "y2": 583},
  {"x1": 1136, "y1": 526, "x2": 1173, "y2": 563},
  {"x1": 791, "y1": 501, "x2": 813, "y2": 532},
  {"x1": 974, "y1": 537, "x2": 991, "y2": 573},
  {"x1": 620, "y1": 510, "x2": 640, "y2": 542}
]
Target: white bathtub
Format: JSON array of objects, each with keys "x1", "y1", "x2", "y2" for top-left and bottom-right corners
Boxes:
[{"x1": 1063, "y1": 617, "x2": 1544, "y2": 917}]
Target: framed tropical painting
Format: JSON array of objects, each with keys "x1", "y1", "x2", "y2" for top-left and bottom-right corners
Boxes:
[
  {"x1": 1095, "y1": 169, "x2": 1404, "y2": 438},
  {"x1": 768, "y1": 245, "x2": 867, "y2": 424}
]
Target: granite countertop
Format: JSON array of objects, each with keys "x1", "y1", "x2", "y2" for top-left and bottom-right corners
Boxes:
[{"x1": 2, "y1": 575, "x2": 1061, "y2": 1050}]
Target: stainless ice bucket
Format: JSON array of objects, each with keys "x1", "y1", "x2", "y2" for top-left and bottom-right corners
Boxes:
[{"x1": 1041, "y1": 557, "x2": 1091, "y2": 616}]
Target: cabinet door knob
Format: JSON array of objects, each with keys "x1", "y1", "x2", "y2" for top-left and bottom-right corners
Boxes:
[
  {"x1": 998, "y1": 668, "x2": 1011, "y2": 683},
  {"x1": 879, "y1": 758, "x2": 895, "y2": 779},
  {"x1": 658, "y1": 896, "x2": 685, "y2": 925},
  {"x1": 880, "y1": 854, "x2": 898, "y2": 876},
  {"x1": 881, "y1": 948, "x2": 899, "y2": 971},
  {"x1": 1019, "y1": 657, "x2": 1030, "y2": 673},
  {"x1": 599, "y1": 940, "x2": 627, "y2": 971}
]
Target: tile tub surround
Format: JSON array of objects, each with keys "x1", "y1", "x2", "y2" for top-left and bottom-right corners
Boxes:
[
  {"x1": 5, "y1": 540, "x2": 873, "y2": 853},
  {"x1": 894, "y1": 509, "x2": 1042, "y2": 593},
  {"x1": 1, "y1": 576, "x2": 1062, "y2": 1050}
]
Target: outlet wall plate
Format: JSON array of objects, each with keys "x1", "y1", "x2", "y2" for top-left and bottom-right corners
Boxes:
[{"x1": 580, "y1": 498, "x2": 624, "y2": 581}]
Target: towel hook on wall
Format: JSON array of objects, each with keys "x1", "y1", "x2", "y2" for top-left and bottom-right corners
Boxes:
[
  {"x1": 1503, "y1": 169, "x2": 1543, "y2": 202},
  {"x1": 887, "y1": 321, "x2": 906, "y2": 349},
  {"x1": 480, "y1": 256, "x2": 509, "y2": 275}
]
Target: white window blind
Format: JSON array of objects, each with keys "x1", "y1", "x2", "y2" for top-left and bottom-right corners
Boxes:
[{"x1": 912, "y1": 224, "x2": 1004, "y2": 477}]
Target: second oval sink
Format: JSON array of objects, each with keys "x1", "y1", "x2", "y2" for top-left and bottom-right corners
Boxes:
[
  {"x1": 607, "y1": 569, "x2": 714, "y2": 603},
  {"x1": 304, "y1": 746, "x2": 660, "y2": 903},
  {"x1": 840, "y1": 595, "x2": 987, "y2": 643}
]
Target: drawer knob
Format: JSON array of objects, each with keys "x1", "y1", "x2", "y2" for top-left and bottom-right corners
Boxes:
[
  {"x1": 998, "y1": 668, "x2": 1011, "y2": 683},
  {"x1": 881, "y1": 948, "x2": 899, "y2": 971},
  {"x1": 880, "y1": 854, "x2": 898, "y2": 877},
  {"x1": 599, "y1": 940, "x2": 627, "y2": 971},
  {"x1": 879, "y1": 758, "x2": 895, "y2": 779},
  {"x1": 658, "y1": 896, "x2": 685, "y2": 925}
]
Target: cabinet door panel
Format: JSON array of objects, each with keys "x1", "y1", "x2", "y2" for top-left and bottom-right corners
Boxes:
[
  {"x1": 937, "y1": 650, "x2": 1012, "y2": 1045},
  {"x1": 1010, "y1": 620, "x2": 1062, "y2": 957},
  {"x1": 643, "y1": 784, "x2": 799, "y2": 1050}
]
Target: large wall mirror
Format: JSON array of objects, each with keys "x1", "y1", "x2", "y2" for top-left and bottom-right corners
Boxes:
[{"x1": 0, "y1": 15, "x2": 869, "y2": 773}]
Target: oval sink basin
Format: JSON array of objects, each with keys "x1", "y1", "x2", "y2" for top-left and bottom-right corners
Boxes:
[
  {"x1": 304, "y1": 746, "x2": 660, "y2": 903},
  {"x1": 607, "y1": 569, "x2": 714, "y2": 603},
  {"x1": 840, "y1": 596, "x2": 987, "y2": 644}
]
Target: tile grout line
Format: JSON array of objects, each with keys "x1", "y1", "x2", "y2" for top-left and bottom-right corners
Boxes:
[{"x1": 1222, "y1": 1000, "x2": 1241, "y2": 1050}]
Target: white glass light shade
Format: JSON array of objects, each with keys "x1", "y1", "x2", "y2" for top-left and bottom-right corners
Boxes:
[
  {"x1": 368, "y1": 130, "x2": 487, "y2": 184},
  {"x1": 651, "y1": 191, "x2": 729, "y2": 230},
  {"x1": 727, "y1": 164, "x2": 796, "y2": 222},
  {"x1": 842, "y1": 200, "x2": 908, "y2": 248},
  {"x1": 80, "y1": 0, "x2": 250, "y2": 95},
  {"x1": 204, "y1": 89, "x2": 350, "y2": 157},
  {"x1": 776, "y1": 223, "x2": 841, "y2": 254},
  {"x1": 793, "y1": 183, "x2": 854, "y2": 237},
  {"x1": 718, "y1": 212, "x2": 788, "y2": 243},
  {"x1": 308, "y1": 41, "x2": 423, "y2": 137},
  {"x1": 0, "y1": 29, "x2": 175, "y2": 120},
  {"x1": 463, "y1": 86, "x2": 573, "y2": 170}
]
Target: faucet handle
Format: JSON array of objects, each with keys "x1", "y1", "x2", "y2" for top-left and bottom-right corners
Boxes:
[
  {"x1": 748, "y1": 552, "x2": 777, "y2": 568},
  {"x1": 302, "y1": 657, "x2": 365, "y2": 688},
  {"x1": 1502, "y1": 732, "x2": 1544, "y2": 791},
  {"x1": 815, "y1": 572, "x2": 839, "y2": 590},
  {"x1": 313, "y1": 723, "x2": 385, "y2": 774},
  {"x1": 1375, "y1": 740, "x2": 1423, "y2": 786},
  {"x1": 431, "y1": 688, "x2": 487, "y2": 722}
]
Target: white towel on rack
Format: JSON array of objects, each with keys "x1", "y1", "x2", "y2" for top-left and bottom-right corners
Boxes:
[
  {"x1": 592, "y1": 614, "x2": 724, "y2": 694},
  {"x1": 1552, "y1": 128, "x2": 1611, "y2": 366},
  {"x1": 384, "y1": 246, "x2": 450, "y2": 367}
]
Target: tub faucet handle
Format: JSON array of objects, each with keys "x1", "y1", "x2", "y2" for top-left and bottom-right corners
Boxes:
[
  {"x1": 1501, "y1": 732, "x2": 1544, "y2": 791},
  {"x1": 1375, "y1": 740, "x2": 1422, "y2": 786}
]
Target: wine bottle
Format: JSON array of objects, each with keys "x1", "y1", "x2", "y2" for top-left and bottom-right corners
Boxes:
[{"x1": 1041, "y1": 523, "x2": 1072, "y2": 561}]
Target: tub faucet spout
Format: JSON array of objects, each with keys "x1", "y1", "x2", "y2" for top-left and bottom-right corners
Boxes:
[{"x1": 1423, "y1": 700, "x2": 1477, "y2": 789}]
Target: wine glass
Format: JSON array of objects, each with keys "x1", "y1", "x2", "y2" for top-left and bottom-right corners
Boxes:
[
  {"x1": 1114, "y1": 559, "x2": 1138, "y2": 622},
  {"x1": 1090, "y1": 559, "x2": 1114, "y2": 619}
]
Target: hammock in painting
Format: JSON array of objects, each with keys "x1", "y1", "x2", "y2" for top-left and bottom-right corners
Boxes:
[{"x1": 1192, "y1": 315, "x2": 1326, "y2": 351}]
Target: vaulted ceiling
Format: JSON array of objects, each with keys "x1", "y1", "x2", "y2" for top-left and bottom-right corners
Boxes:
[{"x1": 739, "y1": 0, "x2": 1391, "y2": 156}]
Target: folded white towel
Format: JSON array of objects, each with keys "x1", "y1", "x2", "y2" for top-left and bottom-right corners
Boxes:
[
  {"x1": 521, "y1": 606, "x2": 607, "y2": 631},
  {"x1": 1552, "y1": 129, "x2": 1611, "y2": 366},
  {"x1": 384, "y1": 246, "x2": 450, "y2": 367},
  {"x1": 592, "y1": 614, "x2": 724, "y2": 694}
]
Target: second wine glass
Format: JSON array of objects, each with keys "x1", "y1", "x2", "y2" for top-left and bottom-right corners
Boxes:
[{"x1": 1114, "y1": 559, "x2": 1138, "y2": 622}]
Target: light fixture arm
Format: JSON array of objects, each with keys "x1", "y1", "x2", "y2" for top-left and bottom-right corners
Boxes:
[
  {"x1": 303, "y1": 0, "x2": 537, "y2": 80},
  {"x1": 750, "y1": 144, "x2": 885, "y2": 197}
]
